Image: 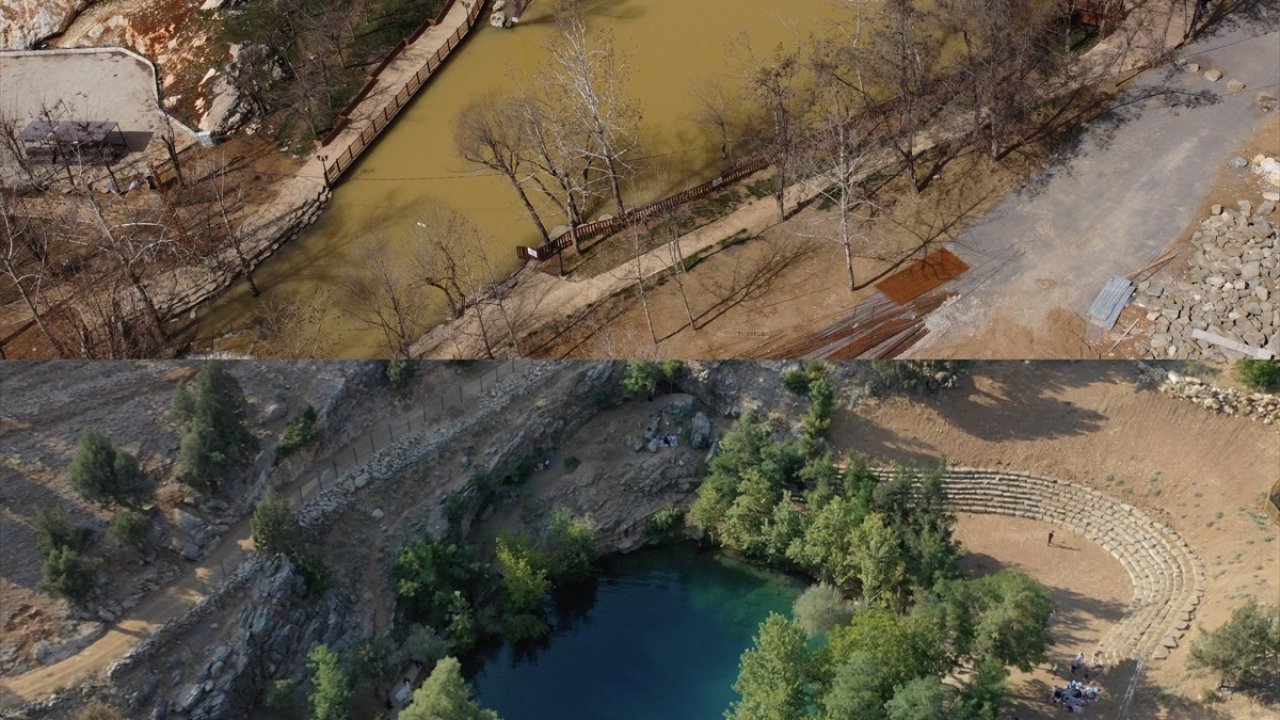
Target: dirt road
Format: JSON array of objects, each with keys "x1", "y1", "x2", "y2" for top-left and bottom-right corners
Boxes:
[{"x1": 910, "y1": 15, "x2": 1280, "y2": 358}]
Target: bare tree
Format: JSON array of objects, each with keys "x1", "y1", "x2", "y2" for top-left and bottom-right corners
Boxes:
[
  {"x1": 546, "y1": 0, "x2": 642, "y2": 216},
  {"x1": 0, "y1": 109, "x2": 46, "y2": 189},
  {"x1": 628, "y1": 223, "x2": 658, "y2": 350},
  {"x1": 455, "y1": 92, "x2": 552, "y2": 244},
  {"x1": 689, "y1": 76, "x2": 742, "y2": 165},
  {"x1": 252, "y1": 288, "x2": 334, "y2": 358},
  {"x1": 937, "y1": 0, "x2": 1058, "y2": 159},
  {"x1": 659, "y1": 207, "x2": 698, "y2": 331},
  {"x1": 343, "y1": 239, "x2": 430, "y2": 358},
  {"x1": 203, "y1": 157, "x2": 261, "y2": 296},
  {"x1": 412, "y1": 200, "x2": 486, "y2": 322},
  {"x1": 861, "y1": 0, "x2": 943, "y2": 194},
  {"x1": 513, "y1": 90, "x2": 591, "y2": 254},
  {"x1": 0, "y1": 188, "x2": 67, "y2": 355},
  {"x1": 742, "y1": 42, "x2": 811, "y2": 218},
  {"x1": 805, "y1": 38, "x2": 886, "y2": 291}
]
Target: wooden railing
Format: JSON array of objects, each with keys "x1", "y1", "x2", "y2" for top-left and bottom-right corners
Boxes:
[
  {"x1": 516, "y1": 158, "x2": 769, "y2": 261},
  {"x1": 321, "y1": 0, "x2": 485, "y2": 186}
]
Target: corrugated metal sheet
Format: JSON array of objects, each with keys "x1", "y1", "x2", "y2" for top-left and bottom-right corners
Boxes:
[{"x1": 1087, "y1": 274, "x2": 1134, "y2": 330}]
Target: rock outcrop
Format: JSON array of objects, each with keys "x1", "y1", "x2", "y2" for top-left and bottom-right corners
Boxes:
[{"x1": 0, "y1": 0, "x2": 89, "y2": 50}]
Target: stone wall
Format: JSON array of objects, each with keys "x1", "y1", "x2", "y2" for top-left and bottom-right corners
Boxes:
[{"x1": 1137, "y1": 362, "x2": 1280, "y2": 423}]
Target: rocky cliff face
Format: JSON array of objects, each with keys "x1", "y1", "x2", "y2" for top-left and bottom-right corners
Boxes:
[{"x1": 0, "y1": 0, "x2": 90, "y2": 49}]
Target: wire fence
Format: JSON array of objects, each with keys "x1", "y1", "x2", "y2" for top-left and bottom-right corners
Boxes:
[{"x1": 275, "y1": 358, "x2": 525, "y2": 508}]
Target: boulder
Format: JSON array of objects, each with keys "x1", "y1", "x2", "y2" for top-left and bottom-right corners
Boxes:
[
  {"x1": 0, "y1": 0, "x2": 90, "y2": 49},
  {"x1": 263, "y1": 402, "x2": 288, "y2": 422},
  {"x1": 664, "y1": 394, "x2": 696, "y2": 420},
  {"x1": 180, "y1": 542, "x2": 203, "y2": 561},
  {"x1": 690, "y1": 412, "x2": 712, "y2": 450},
  {"x1": 1227, "y1": 78, "x2": 1245, "y2": 92},
  {"x1": 1203, "y1": 69, "x2": 1222, "y2": 82}
]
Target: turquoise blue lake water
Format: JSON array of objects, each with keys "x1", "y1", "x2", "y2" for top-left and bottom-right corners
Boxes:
[{"x1": 469, "y1": 544, "x2": 801, "y2": 720}]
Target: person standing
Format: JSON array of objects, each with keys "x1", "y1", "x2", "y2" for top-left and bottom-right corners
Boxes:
[{"x1": 1048, "y1": 531, "x2": 1055, "y2": 546}]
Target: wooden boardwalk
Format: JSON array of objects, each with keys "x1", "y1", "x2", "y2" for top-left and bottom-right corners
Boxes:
[{"x1": 318, "y1": 0, "x2": 486, "y2": 186}]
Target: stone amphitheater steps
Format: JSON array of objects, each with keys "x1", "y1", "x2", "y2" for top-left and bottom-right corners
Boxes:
[{"x1": 874, "y1": 468, "x2": 1203, "y2": 669}]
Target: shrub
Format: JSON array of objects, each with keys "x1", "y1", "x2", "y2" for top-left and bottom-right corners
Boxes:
[
  {"x1": 394, "y1": 537, "x2": 489, "y2": 626},
  {"x1": 1189, "y1": 599, "x2": 1280, "y2": 693},
  {"x1": 108, "y1": 508, "x2": 151, "y2": 552},
  {"x1": 644, "y1": 507, "x2": 684, "y2": 538},
  {"x1": 545, "y1": 508, "x2": 596, "y2": 582},
  {"x1": 869, "y1": 360, "x2": 955, "y2": 394},
  {"x1": 41, "y1": 544, "x2": 100, "y2": 605},
  {"x1": 295, "y1": 554, "x2": 329, "y2": 596},
  {"x1": 307, "y1": 644, "x2": 351, "y2": 720},
  {"x1": 1238, "y1": 359, "x2": 1280, "y2": 390},
  {"x1": 251, "y1": 491, "x2": 301, "y2": 558},
  {"x1": 793, "y1": 582, "x2": 856, "y2": 638},
  {"x1": 563, "y1": 456, "x2": 580, "y2": 473},
  {"x1": 444, "y1": 490, "x2": 467, "y2": 535},
  {"x1": 75, "y1": 703, "x2": 123, "y2": 720},
  {"x1": 68, "y1": 427, "x2": 149, "y2": 506},
  {"x1": 34, "y1": 507, "x2": 90, "y2": 557},
  {"x1": 622, "y1": 360, "x2": 682, "y2": 398},
  {"x1": 783, "y1": 368, "x2": 812, "y2": 395},
  {"x1": 401, "y1": 624, "x2": 448, "y2": 666},
  {"x1": 278, "y1": 406, "x2": 318, "y2": 457},
  {"x1": 387, "y1": 358, "x2": 416, "y2": 390},
  {"x1": 262, "y1": 678, "x2": 300, "y2": 713}
]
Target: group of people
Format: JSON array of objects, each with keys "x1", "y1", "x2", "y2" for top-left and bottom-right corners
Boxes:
[
  {"x1": 1050, "y1": 652, "x2": 1103, "y2": 713},
  {"x1": 1052, "y1": 680, "x2": 1102, "y2": 713}
]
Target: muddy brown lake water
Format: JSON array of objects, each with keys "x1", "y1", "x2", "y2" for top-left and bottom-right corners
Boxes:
[{"x1": 195, "y1": 0, "x2": 853, "y2": 357}]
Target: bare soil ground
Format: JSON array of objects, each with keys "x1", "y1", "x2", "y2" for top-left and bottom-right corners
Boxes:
[
  {"x1": 531, "y1": 147, "x2": 1042, "y2": 359},
  {"x1": 830, "y1": 361, "x2": 1279, "y2": 719}
]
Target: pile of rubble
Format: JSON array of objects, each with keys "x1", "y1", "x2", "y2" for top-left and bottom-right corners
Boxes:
[
  {"x1": 1137, "y1": 363, "x2": 1280, "y2": 423},
  {"x1": 1140, "y1": 187, "x2": 1279, "y2": 359}
]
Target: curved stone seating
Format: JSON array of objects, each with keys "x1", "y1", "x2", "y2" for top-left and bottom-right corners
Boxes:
[{"x1": 874, "y1": 467, "x2": 1204, "y2": 666}]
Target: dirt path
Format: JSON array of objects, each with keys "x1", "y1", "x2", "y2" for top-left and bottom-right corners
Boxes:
[
  {"x1": 910, "y1": 18, "x2": 1280, "y2": 359},
  {"x1": 0, "y1": 360, "x2": 529, "y2": 710}
]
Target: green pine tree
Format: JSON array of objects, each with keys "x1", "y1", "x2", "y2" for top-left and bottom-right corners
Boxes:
[{"x1": 401, "y1": 657, "x2": 500, "y2": 720}]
